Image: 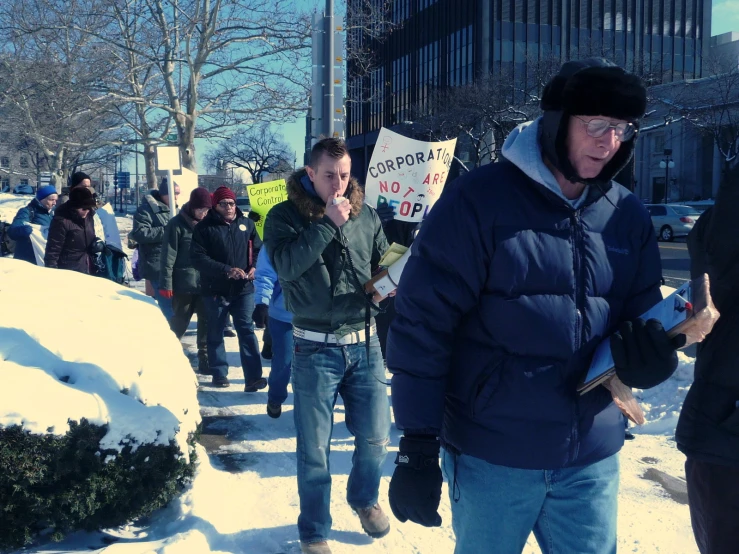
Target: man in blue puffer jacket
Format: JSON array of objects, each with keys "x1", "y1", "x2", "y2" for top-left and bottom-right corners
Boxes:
[
  {"x1": 253, "y1": 247, "x2": 293, "y2": 419},
  {"x1": 386, "y1": 58, "x2": 686, "y2": 553},
  {"x1": 8, "y1": 185, "x2": 58, "y2": 264}
]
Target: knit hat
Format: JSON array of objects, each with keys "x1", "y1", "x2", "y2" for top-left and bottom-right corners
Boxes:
[
  {"x1": 68, "y1": 186, "x2": 97, "y2": 210},
  {"x1": 189, "y1": 187, "x2": 213, "y2": 209},
  {"x1": 70, "y1": 171, "x2": 91, "y2": 188},
  {"x1": 539, "y1": 58, "x2": 647, "y2": 187},
  {"x1": 36, "y1": 185, "x2": 57, "y2": 201},
  {"x1": 158, "y1": 178, "x2": 170, "y2": 196},
  {"x1": 212, "y1": 186, "x2": 236, "y2": 205}
]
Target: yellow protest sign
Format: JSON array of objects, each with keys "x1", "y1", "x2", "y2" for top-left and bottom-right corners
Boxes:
[{"x1": 247, "y1": 179, "x2": 287, "y2": 239}]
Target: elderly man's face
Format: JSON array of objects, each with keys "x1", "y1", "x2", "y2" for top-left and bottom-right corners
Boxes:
[
  {"x1": 161, "y1": 185, "x2": 180, "y2": 205},
  {"x1": 40, "y1": 194, "x2": 58, "y2": 211}
]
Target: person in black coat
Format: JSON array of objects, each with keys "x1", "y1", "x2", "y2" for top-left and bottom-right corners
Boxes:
[
  {"x1": 191, "y1": 186, "x2": 265, "y2": 391},
  {"x1": 44, "y1": 187, "x2": 100, "y2": 274},
  {"x1": 677, "y1": 182, "x2": 739, "y2": 553}
]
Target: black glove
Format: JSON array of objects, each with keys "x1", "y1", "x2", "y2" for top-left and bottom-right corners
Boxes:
[
  {"x1": 389, "y1": 435, "x2": 442, "y2": 527},
  {"x1": 90, "y1": 239, "x2": 105, "y2": 254},
  {"x1": 252, "y1": 303, "x2": 269, "y2": 329},
  {"x1": 375, "y1": 203, "x2": 396, "y2": 226},
  {"x1": 611, "y1": 318, "x2": 686, "y2": 389},
  {"x1": 248, "y1": 211, "x2": 261, "y2": 223}
]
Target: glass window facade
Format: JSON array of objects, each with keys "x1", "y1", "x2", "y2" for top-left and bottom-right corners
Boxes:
[{"x1": 347, "y1": 0, "x2": 709, "y2": 146}]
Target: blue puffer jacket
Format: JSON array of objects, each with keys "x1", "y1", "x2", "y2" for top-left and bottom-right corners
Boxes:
[
  {"x1": 387, "y1": 119, "x2": 662, "y2": 470},
  {"x1": 254, "y1": 248, "x2": 292, "y2": 323},
  {"x1": 8, "y1": 198, "x2": 54, "y2": 264}
]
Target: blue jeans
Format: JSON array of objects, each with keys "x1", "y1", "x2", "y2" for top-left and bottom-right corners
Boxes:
[
  {"x1": 151, "y1": 280, "x2": 174, "y2": 320},
  {"x1": 441, "y1": 450, "x2": 619, "y2": 554},
  {"x1": 267, "y1": 317, "x2": 293, "y2": 405},
  {"x1": 291, "y1": 335, "x2": 390, "y2": 544},
  {"x1": 203, "y1": 293, "x2": 263, "y2": 383}
]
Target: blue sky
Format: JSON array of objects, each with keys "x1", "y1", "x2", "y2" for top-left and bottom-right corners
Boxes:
[{"x1": 713, "y1": 0, "x2": 739, "y2": 36}]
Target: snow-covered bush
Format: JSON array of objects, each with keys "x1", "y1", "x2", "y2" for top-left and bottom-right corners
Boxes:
[{"x1": 0, "y1": 259, "x2": 201, "y2": 550}]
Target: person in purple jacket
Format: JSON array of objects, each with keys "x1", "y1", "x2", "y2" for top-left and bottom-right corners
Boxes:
[{"x1": 386, "y1": 58, "x2": 686, "y2": 553}]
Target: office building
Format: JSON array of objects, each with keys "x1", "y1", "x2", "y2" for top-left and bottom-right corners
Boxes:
[{"x1": 346, "y1": 0, "x2": 712, "y2": 179}]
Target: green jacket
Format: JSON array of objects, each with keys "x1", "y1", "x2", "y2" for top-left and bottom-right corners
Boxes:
[
  {"x1": 160, "y1": 202, "x2": 201, "y2": 294},
  {"x1": 130, "y1": 192, "x2": 172, "y2": 282},
  {"x1": 263, "y1": 169, "x2": 389, "y2": 336}
]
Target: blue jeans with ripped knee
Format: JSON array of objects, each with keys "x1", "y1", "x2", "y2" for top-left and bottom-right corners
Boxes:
[{"x1": 291, "y1": 334, "x2": 390, "y2": 544}]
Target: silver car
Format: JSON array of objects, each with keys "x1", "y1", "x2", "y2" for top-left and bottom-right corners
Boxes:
[{"x1": 645, "y1": 204, "x2": 701, "y2": 242}]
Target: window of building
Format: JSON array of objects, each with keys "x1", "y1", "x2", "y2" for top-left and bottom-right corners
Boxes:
[
  {"x1": 20, "y1": 179, "x2": 29, "y2": 186},
  {"x1": 0, "y1": 156, "x2": 9, "y2": 169},
  {"x1": 1, "y1": 178, "x2": 8, "y2": 189},
  {"x1": 19, "y1": 156, "x2": 29, "y2": 169},
  {"x1": 653, "y1": 133, "x2": 665, "y2": 153}
]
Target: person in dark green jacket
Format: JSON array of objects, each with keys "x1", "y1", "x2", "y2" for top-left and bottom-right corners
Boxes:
[
  {"x1": 130, "y1": 180, "x2": 179, "y2": 320},
  {"x1": 159, "y1": 187, "x2": 213, "y2": 374},
  {"x1": 263, "y1": 138, "x2": 391, "y2": 554}
]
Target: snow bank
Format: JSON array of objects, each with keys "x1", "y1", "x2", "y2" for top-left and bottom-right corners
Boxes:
[
  {"x1": 635, "y1": 351, "x2": 694, "y2": 435},
  {"x1": 0, "y1": 191, "x2": 32, "y2": 223},
  {"x1": 0, "y1": 258, "x2": 200, "y2": 458}
]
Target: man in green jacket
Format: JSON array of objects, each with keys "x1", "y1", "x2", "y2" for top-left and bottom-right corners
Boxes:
[
  {"x1": 263, "y1": 138, "x2": 391, "y2": 554},
  {"x1": 130, "y1": 179, "x2": 180, "y2": 319},
  {"x1": 159, "y1": 187, "x2": 213, "y2": 374}
]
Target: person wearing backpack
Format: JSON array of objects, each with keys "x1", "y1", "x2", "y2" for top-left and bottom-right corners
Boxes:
[{"x1": 7, "y1": 185, "x2": 57, "y2": 264}]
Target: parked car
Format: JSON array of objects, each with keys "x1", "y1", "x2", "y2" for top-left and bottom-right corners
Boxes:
[
  {"x1": 236, "y1": 196, "x2": 251, "y2": 214},
  {"x1": 13, "y1": 183, "x2": 34, "y2": 195},
  {"x1": 645, "y1": 204, "x2": 702, "y2": 242}
]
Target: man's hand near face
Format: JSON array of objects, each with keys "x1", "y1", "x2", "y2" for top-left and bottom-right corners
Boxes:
[{"x1": 325, "y1": 192, "x2": 351, "y2": 227}]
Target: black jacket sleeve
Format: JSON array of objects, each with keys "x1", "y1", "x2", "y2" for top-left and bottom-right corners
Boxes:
[
  {"x1": 703, "y1": 182, "x2": 739, "y2": 312},
  {"x1": 44, "y1": 217, "x2": 66, "y2": 268}
]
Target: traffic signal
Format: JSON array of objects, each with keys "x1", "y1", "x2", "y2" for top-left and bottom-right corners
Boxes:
[{"x1": 117, "y1": 171, "x2": 131, "y2": 189}]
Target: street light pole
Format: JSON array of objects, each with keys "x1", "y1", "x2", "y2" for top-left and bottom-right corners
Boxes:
[
  {"x1": 659, "y1": 148, "x2": 675, "y2": 204},
  {"x1": 323, "y1": 0, "x2": 334, "y2": 139}
]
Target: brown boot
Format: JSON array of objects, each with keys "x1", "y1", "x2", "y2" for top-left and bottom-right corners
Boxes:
[
  {"x1": 354, "y1": 503, "x2": 390, "y2": 538},
  {"x1": 300, "y1": 541, "x2": 331, "y2": 554}
]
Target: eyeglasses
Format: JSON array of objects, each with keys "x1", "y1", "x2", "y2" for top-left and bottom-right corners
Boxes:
[
  {"x1": 217, "y1": 201, "x2": 236, "y2": 208},
  {"x1": 573, "y1": 116, "x2": 637, "y2": 141}
]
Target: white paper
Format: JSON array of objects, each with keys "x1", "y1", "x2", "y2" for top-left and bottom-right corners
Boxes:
[{"x1": 582, "y1": 281, "x2": 691, "y2": 387}]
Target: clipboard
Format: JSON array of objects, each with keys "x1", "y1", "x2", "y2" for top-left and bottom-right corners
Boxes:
[{"x1": 578, "y1": 274, "x2": 715, "y2": 395}]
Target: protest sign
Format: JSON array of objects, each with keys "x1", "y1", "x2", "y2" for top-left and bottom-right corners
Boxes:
[
  {"x1": 365, "y1": 128, "x2": 457, "y2": 223},
  {"x1": 247, "y1": 179, "x2": 287, "y2": 239}
]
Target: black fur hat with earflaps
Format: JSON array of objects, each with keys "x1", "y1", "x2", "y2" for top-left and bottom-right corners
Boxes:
[{"x1": 539, "y1": 58, "x2": 647, "y2": 188}]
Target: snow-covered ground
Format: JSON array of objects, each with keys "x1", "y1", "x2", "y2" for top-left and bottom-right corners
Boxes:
[{"x1": 2, "y1": 204, "x2": 700, "y2": 553}]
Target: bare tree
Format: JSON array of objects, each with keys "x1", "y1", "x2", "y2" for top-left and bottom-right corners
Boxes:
[
  {"x1": 207, "y1": 124, "x2": 294, "y2": 184},
  {"x1": 0, "y1": 0, "x2": 124, "y2": 191},
  {"x1": 104, "y1": 0, "x2": 174, "y2": 189},
  {"x1": 656, "y1": 52, "x2": 739, "y2": 187},
  {"x1": 92, "y1": 0, "x2": 312, "y2": 171},
  {"x1": 408, "y1": 62, "x2": 549, "y2": 170},
  {"x1": 343, "y1": 0, "x2": 397, "y2": 103}
]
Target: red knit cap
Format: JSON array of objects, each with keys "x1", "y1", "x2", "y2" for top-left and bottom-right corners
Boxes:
[
  {"x1": 189, "y1": 187, "x2": 213, "y2": 209},
  {"x1": 212, "y1": 186, "x2": 236, "y2": 205}
]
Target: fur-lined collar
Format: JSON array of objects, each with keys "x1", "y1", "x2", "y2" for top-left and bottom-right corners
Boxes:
[{"x1": 286, "y1": 168, "x2": 364, "y2": 221}]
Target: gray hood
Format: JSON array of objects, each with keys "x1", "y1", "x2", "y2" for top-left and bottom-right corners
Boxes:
[{"x1": 501, "y1": 118, "x2": 589, "y2": 208}]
